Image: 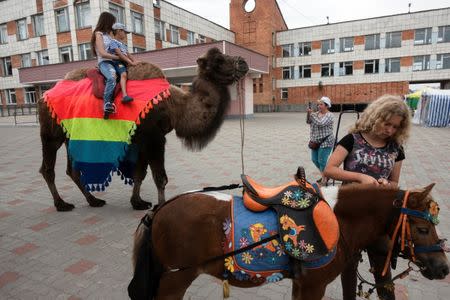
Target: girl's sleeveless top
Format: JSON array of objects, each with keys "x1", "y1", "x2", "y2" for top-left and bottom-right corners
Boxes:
[{"x1": 96, "y1": 32, "x2": 113, "y2": 63}]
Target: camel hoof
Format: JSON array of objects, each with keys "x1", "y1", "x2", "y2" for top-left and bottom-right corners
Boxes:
[
  {"x1": 131, "y1": 198, "x2": 152, "y2": 210},
  {"x1": 87, "y1": 197, "x2": 106, "y2": 207},
  {"x1": 55, "y1": 201, "x2": 75, "y2": 212}
]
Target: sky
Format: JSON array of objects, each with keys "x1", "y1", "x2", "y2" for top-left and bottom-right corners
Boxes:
[{"x1": 166, "y1": 0, "x2": 450, "y2": 29}]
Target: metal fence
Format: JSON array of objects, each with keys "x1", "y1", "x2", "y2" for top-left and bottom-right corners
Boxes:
[{"x1": 0, "y1": 104, "x2": 39, "y2": 125}]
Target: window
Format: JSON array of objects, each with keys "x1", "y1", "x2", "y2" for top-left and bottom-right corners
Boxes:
[
  {"x1": 16, "y1": 18, "x2": 27, "y2": 40},
  {"x1": 169, "y1": 25, "x2": 179, "y2": 44},
  {"x1": 321, "y1": 63, "x2": 334, "y2": 77},
  {"x1": 133, "y1": 47, "x2": 145, "y2": 53},
  {"x1": 339, "y1": 61, "x2": 353, "y2": 75},
  {"x1": 299, "y1": 65, "x2": 311, "y2": 78},
  {"x1": 25, "y1": 87, "x2": 36, "y2": 104},
  {"x1": 1, "y1": 57, "x2": 12, "y2": 76},
  {"x1": 340, "y1": 37, "x2": 354, "y2": 52},
  {"x1": 32, "y1": 14, "x2": 44, "y2": 36},
  {"x1": 21, "y1": 53, "x2": 32, "y2": 67},
  {"x1": 321, "y1": 39, "x2": 335, "y2": 54},
  {"x1": 153, "y1": 0, "x2": 160, "y2": 7},
  {"x1": 365, "y1": 34, "x2": 380, "y2": 50},
  {"x1": 59, "y1": 46, "x2": 73, "y2": 63},
  {"x1": 438, "y1": 26, "x2": 450, "y2": 43},
  {"x1": 0, "y1": 23, "x2": 7, "y2": 44},
  {"x1": 154, "y1": 19, "x2": 165, "y2": 40},
  {"x1": 78, "y1": 43, "x2": 93, "y2": 60},
  {"x1": 75, "y1": 1, "x2": 91, "y2": 28},
  {"x1": 385, "y1": 58, "x2": 400, "y2": 73},
  {"x1": 187, "y1": 31, "x2": 195, "y2": 45},
  {"x1": 6, "y1": 89, "x2": 16, "y2": 104},
  {"x1": 282, "y1": 66, "x2": 294, "y2": 79},
  {"x1": 385, "y1": 31, "x2": 401, "y2": 48},
  {"x1": 281, "y1": 88, "x2": 288, "y2": 100},
  {"x1": 364, "y1": 59, "x2": 379, "y2": 74},
  {"x1": 413, "y1": 55, "x2": 430, "y2": 71},
  {"x1": 299, "y1": 42, "x2": 311, "y2": 56},
  {"x1": 131, "y1": 11, "x2": 144, "y2": 35},
  {"x1": 55, "y1": 7, "x2": 70, "y2": 32},
  {"x1": 436, "y1": 53, "x2": 450, "y2": 69},
  {"x1": 414, "y1": 28, "x2": 432, "y2": 45},
  {"x1": 198, "y1": 34, "x2": 206, "y2": 44},
  {"x1": 281, "y1": 44, "x2": 294, "y2": 57},
  {"x1": 109, "y1": 3, "x2": 124, "y2": 24},
  {"x1": 37, "y1": 50, "x2": 49, "y2": 65}
]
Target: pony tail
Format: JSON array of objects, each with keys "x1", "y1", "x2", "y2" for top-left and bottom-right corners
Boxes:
[{"x1": 128, "y1": 213, "x2": 162, "y2": 300}]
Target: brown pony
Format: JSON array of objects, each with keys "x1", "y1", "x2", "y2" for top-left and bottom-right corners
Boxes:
[{"x1": 129, "y1": 182, "x2": 449, "y2": 299}]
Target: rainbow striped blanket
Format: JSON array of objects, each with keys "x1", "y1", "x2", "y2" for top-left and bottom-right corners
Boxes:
[{"x1": 44, "y1": 77, "x2": 170, "y2": 191}]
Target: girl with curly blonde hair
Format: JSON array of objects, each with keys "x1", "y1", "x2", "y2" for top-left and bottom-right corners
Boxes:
[{"x1": 324, "y1": 94, "x2": 411, "y2": 300}]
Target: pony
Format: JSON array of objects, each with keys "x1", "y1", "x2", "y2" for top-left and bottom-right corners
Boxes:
[{"x1": 129, "y1": 180, "x2": 449, "y2": 299}]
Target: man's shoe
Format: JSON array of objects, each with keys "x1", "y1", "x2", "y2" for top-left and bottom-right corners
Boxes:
[
  {"x1": 122, "y1": 95, "x2": 134, "y2": 103},
  {"x1": 103, "y1": 102, "x2": 116, "y2": 119}
]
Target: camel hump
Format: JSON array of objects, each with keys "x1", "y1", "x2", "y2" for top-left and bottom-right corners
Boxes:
[{"x1": 63, "y1": 62, "x2": 165, "y2": 82}]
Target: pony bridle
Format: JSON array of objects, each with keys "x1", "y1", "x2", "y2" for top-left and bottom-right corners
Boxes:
[{"x1": 382, "y1": 190, "x2": 449, "y2": 276}]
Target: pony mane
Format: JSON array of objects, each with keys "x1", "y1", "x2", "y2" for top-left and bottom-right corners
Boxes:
[{"x1": 334, "y1": 184, "x2": 399, "y2": 219}]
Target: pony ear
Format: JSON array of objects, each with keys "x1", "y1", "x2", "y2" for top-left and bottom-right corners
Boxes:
[{"x1": 408, "y1": 183, "x2": 435, "y2": 208}]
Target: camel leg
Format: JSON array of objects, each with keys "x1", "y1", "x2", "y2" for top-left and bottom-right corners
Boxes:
[
  {"x1": 341, "y1": 259, "x2": 358, "y2": 300},
  {"x1": 148, "y1": 152, "x2": 168, "y2": 206},
  {"x1": 64, "y1": 145, "x2": 106, "y2": 208},
  {"x1": 39, "y1": 134, "x2": 74, "y2": 211},
  {"x1": 156, "y1": 270, "x2": 197, "y2": 300},
  {"x1": 130, "y1": 153, "x2": 152, "y2": 210}
]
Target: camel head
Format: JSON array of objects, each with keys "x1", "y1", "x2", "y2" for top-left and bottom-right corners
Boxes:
[{"x1": 196, "y1": 47, "x2": 248, "y2": 85}]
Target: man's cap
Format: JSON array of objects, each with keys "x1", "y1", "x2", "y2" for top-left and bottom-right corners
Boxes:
[
  {"x1": 112, "y1": 23, "x2": 130, "y2": 33},
  {"x1": 319, "y1": 96, "x2": 332, "y2": 107}
]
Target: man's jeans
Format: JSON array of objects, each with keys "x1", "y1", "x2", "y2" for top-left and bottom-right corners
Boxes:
[{"x1": 98, "y1": 61, "x2": 117, "y2": 104}]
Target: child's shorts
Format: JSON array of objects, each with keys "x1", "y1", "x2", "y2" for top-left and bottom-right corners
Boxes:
[{"x1": 109, "y1": 60, "x2": 127, "y2": 76}]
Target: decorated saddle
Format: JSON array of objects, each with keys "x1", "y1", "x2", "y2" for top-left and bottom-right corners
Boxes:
[{"x1": 43, "y1": 71, "x2": 170, "y2": 191}]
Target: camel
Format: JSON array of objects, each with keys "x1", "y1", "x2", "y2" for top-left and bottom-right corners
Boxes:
[{"x1": 38, "y1": 47, "x2": 249, "y2": 211}]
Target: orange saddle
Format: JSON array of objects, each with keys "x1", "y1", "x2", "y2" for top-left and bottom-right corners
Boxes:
[{"x1": 86, "y1": 68, "x2": 121, "y2": 100}]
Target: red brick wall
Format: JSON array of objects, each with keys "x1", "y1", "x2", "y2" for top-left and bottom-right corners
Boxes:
[
  {"x1": 15, "y1": 88, "x2": 24, "y2": 105},
  {"x1": 28, "y1": 23, "x2": 34, "y2": 39},
  {"x1": 155, "y1": 39, "x2": 162, "y2": 49},
  {"x1": 179, "y1": 28, "x2": 187, "y2": 41},
  {"x1": 166, "y1": 30, "x2": 171, "y2": 43},
  {"x1": 7, "y1": 21, "x2": 16, "y2": 35},
  {"x1": 402, "y1": 30, "x2": 414, "y2": 40},
  {"x1": 279, "y1": 81, "x2": 409, "y2": 104},
  {"x1": 76, "y1": 28, "x2": 92, "y2": 44},
  {"x1": 36, "y1": 0, "x2": 43, "y2": 13},
  {"x1": 11, "y1": 55, "x2": 21, "y2": 68},
  {"x1": 312, "y1": 41, "x2": 321, "y2": 50},
  {"x1": 311, "y1": 64, "x2": 321, "y2": 73},
  {"x1": 401, "y1": 56, "x2": 413, "y2": 67},
  {"x1": 40, "y1": 36, "x2": 47, "y2": 49},
  {"x1": 57, "y1": 32, "x2": 72, "y2": 46},
  {"x1": 354, "y1": 60, "x2": 364, "y2": 70},
  {"x1": 132, "y1": 34, "x2": 145, "y2": 48},
  {"x1": 154, "y1": 7, "x2": 161, "y2": 19},
  {"x1": 52, "y1": 0, "x2": 68, "y2": 9},
  {"x1": 130, "y1": 2, "x2": 144, "y2": 13},
  {"x1": 354, "y1": 35, "x2": 364, "y2": 45},
  {"x1": 109, "y1": 0, "x2": 124, "y2": 5}
]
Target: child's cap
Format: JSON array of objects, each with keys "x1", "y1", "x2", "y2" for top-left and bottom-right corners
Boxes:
[{"x1": 112, "y1": 23, "x2": 130, "y2": 33}]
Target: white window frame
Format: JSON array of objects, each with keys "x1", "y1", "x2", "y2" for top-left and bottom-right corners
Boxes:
[
  {"x1": 37, "y1": 50, "x2": 49, "y2": 65},
  {"x1": 109, "y1": 3, "x2": 125, "y2": 24},
  {"x1": 339, "y1": 61, "x2": 353, "y2": 76},
  {"x1": 364, "y1": 59, "x2": 379, "y2": 74},
  {"x1": 413, "y1": 55, "x2": 430, "y2": 71},
  {"x1": 299, "y1": 65, "x2": 311, "y2": 78},
  {"x1": 321, "y1": 39, "x2": 335, "y2": 54},
  {"x1": 281, "y1": 88, "x2": 288, "y2": 100},
  {"x1": 16, "y1": 18, "x2": 27, "y2": 40},
  {"x1": 78, "y1": 43, "x2": 93, "y2": 60},
  {"x1": 198, "y1": 34, "x2": 206, "y2": 44},
  {"x1": 25, "y1": 87, "x2": 36, "y2": 104},
  {"x1": 385, "y1": 58, "x2": 400, "y2": 73},
  {"x1": 414, "y1": 28, "x2": 432, "y2": 45},
  {"x1": 2, "y1": 57, "x2": 12, "y2": 76},
  {"x1": 438, "y1": 26, "x2": 450, "y2": 43},
  {"x1": 282, "y1": 66, "x2": 294, "y2": 79},
  {"x1": 132, "y1": 47, "x2": 145, "y2": 53},
  {"x1": 281, "y1": 44, "x2": 294, "y2": 57},
  {"x1": 21, "y1": 53, "x2": 32, "y2": 67},
  {"x1": 154, "y1": 19, "x2": 165, "y2": 40},
  {"x1": 321, "y1": 63, "x2": 334, "y2": 77},
  {"x1": 187, "y1": 31, "x2": 195, "y2": 45},
  {"x1": 365, "y1": 34, "x2": 380, "y2": 50},
  {"x1": 59, "y1": 46, "x2": 73, "y2": 63},
  {"x1": 75, "y1": 1, "x2": 91, "y2": 29},
  {"x1": 32, "y1": 14, "x2": 44, "y2": 36},
  {"x1": 340, "y1": 37, "x2": 354, "y2": 52},
  {"x1": 0, "y1": 23, "x2": 7, "y2": 44},
  {"x1": 55, "y1": 7, "x2": 70, "y2": 32},
  {"x1": 6, "y1": 89, "x2": 16, "y2": 105},
  {"x1": 131, "y1": 11, "x2": 144, "y2": 35},
  {"x1": 299, "y1": 42, "x2": 311, "y2": 56},
  {"x1": 385, "y1": 31, "x2": 401, "y2": 48},
  {"x1": 436, "y1": 53, "x2": 450, "y2": 69}
]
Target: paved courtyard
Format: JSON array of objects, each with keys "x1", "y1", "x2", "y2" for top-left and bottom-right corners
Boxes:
[{"x1": 0, "y1": 112, "x2": 449, "y2": 299}]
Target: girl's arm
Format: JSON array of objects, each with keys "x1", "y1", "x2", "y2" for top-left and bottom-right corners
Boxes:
[
  {"x1": 385, "y1": 161, "x2": 402, "y2": 187},
  {"x1": 95, "y1": 32, "x2": 119, "y2": 60},
  {"x1": 323, "y1": 145, "x2": 378, "y2": 184},
  {"x1": 114, "y1": 48, "x2": 136, "y2": 65}
]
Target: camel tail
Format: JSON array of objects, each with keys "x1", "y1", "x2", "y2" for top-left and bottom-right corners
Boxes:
[{"x1": 128, "y1": 212, "x2": 162, "y2": 300}]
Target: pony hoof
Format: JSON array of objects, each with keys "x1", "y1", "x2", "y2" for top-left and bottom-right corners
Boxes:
[
  {"x1": 88, "y1": 198, "x2": 106, "y2": 207},
  {"x1": 131, "y1": 199, "x2": 152, "y2": 210},
  {"x1": 55, "y1": 201, "x2": 75, "y2": 212}
]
